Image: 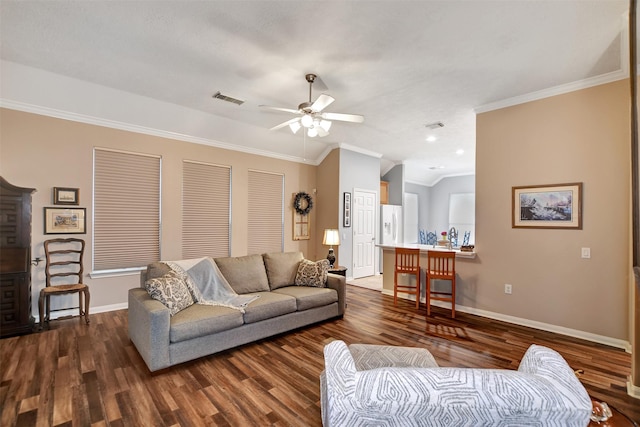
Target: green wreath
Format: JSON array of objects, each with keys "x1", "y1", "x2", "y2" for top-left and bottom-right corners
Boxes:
[{"x1": 294, "y1": 191, "x2": 313, "y2": 216}]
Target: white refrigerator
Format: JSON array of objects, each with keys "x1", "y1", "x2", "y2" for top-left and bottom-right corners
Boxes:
[{"x1": 380, "y1": 204, "x2": 403, "y2": 246}]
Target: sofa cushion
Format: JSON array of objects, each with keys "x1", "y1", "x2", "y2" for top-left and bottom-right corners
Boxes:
[
  {"x1": 170, "y1": 304, "x2": 244, "y2": 343},
  {"x1": 145, "y1": 271, "x2": 195, "y2": 316},
  {"x1": 273, "y1": 286, "x2": 338, "y2": 311},
  {"x1": 295, "y1": 259, "x2": 330, "y2": 287},
  {"x1": 242, "y1": 291, "x2": 297, "y2": 324},
  {"x1": 214, "y1": 254, "x2": 270, "y2": 294},
  {"x1": 263, "y1": 251, "x2": 304, "y2": 290}
]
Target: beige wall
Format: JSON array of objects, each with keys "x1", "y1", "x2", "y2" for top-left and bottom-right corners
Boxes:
[
  {"x1": 315, "y1": 149, "x2": 340, "y2": 264},
  {"x1": 0, "y1": 108, "x2": 317, "y2": 314},
  {"x1": 475, "y1": 79, "x2": 631, "y2": 341}
]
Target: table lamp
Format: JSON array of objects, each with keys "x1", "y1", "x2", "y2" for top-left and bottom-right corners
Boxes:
[{"x1": 322, "y1": 229, "x2": 340, "y2": 267}]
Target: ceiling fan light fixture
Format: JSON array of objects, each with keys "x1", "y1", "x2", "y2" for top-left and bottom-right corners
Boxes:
[
  {"x1": 308, "y1": 127, "x2": 318, "y2": 137},
  {"x1": 320, "y1": 120, "x2": 332, "y2": 132},
  {"x1": 301, "y1": 114, "x2": 314, "y2": 128}
]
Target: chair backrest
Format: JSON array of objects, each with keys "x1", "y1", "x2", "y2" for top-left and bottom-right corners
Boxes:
[
  {"x1": 462, "y1": 231, "x2": 471, "y2": 246},
  {"x1": 426, "y1": 251, "x2": 455, "y2": 279},
  {"x1": 449, "y1": 227, "x2": 458, "y2": 247},
  {"x1": 44, "y1": 238, "x2": 85, "y2": 287},
  {"x1": 395, "y1": 247, "x2": 420, "y2": 275},
  {"x1": 426, "y1": 232, "x2": 437, "y2": 245}
]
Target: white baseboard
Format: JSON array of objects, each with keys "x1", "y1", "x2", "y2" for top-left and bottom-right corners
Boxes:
[
  {"x1": 381, "y1": 289, "x2": 630, "y2": 351},
  {"x1": 34, "y1": 302, "x2": 128, "y2": 322},
  {"x1": 627, "y1": 377, "x2": 640, "y2": 399}
]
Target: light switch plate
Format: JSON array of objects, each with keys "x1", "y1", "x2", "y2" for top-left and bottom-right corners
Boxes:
[{"x1": 581, "y1": 247, "x2": 591, "y2": 259}]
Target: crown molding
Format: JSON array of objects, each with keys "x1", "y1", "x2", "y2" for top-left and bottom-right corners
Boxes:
[
  {"x1": 337, "y1": 142, "x2": 383, "y2": 158},
  {"x1": 0, "y1": 98, "x2": 320, "y2": 166}
]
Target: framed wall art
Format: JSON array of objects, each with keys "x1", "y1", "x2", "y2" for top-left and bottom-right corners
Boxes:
[
  {"x1": 343, "y1": 192, "x2": 351, "y2": 227},
  {"x1": 44, "y1": 207, "x2": 87, "y2": 234},
  {"x1": 292, "y1": 192, "x2": 311, "y2": 240},
  {"x1": 512, "y1": 182, "x2": 582, "y2": 229},
  {"x1": 53, "y1": 187, "x2": 79, "y2": 205}
]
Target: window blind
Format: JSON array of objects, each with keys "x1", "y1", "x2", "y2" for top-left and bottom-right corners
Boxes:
[
  {"x1": 247, "y1": 170, "x2": 283, "y2": 255},
  {"x1": 182, "y1": 161, "x2": 231, "y2": 259},
  {"x1": 93, "y1": 148, "x2": 161, "y2": 272}
]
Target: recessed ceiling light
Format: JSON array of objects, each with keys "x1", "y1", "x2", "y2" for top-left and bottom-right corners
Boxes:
[
  {"x1": 456, "y1": 149, "x2": 465, "y2": 155},
  {"x1": 426, "y1": 136, "x2": 437, "y2": 142}
]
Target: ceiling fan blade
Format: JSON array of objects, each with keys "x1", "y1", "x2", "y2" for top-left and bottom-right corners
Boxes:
[
  {"x1": 259, "y1": 105, "x2": 301, "y2": 114},
  {"x1": 270, "y1": 117, "x2": 300, "y2": 131},
  {"x1": 321, "y1": 112, "x2": 365, "y2": 123},
  {"x1": 310, "y1": 94, "x2": 335, "y2": 112}
]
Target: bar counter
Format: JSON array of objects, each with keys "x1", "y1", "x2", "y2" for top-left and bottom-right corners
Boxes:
[{"x1": 378, "y1": 244, "x2": 478, "y2": 302}]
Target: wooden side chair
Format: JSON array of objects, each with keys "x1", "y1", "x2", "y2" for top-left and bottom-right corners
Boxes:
[
  {"x1": 394, "y1": 248, "x2": 421, "y2": 309},
  {"x1": 39, "y1": 238, "x2": 90, "y2": 330},
  {"x1": 426, "y1": 250, "x2": 456, "y2": 318}
]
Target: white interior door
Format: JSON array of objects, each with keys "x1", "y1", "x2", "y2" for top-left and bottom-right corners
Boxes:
[{"x1": 352, "y1": 189, "x2": 376, "y2": 278}]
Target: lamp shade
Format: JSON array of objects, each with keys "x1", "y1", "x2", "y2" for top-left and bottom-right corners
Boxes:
[{"x1": 323, "y1": 229, "x2": 340, "y2": 246}]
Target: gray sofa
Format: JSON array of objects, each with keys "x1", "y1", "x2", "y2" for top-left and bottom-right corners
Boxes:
[
  {"x1": 128, "y1": 251, "x2": 346, "y2": 372},
  {"x1": 321, "y1": 340, "x2": 592, "y2": 426}
]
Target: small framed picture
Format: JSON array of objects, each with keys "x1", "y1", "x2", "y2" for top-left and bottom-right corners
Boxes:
[
  {"x1": 512, "y1": 182, "x2": 582, "y2": 229},
  {"x1": 343, "y1": 192, "x2": 351, "y2": 227},
  {"x1": 53, "y1": 187, "x2": 79, "y2": 205},
  {"x1": 44, "y1": 207, "x2": 86, "y2": 234}
]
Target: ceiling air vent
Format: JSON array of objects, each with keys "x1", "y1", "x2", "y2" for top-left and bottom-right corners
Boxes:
[
  {"x1": 212, "y1": 91, "x2": 245, "y2": 105},
  {"x1": 425, "y1": 121, "x2": 444, "y2": 130}
]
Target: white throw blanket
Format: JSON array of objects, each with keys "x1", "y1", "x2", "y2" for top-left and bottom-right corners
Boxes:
[{"x1": 165, "y1": 257, "x2": 259, "y2": 312}]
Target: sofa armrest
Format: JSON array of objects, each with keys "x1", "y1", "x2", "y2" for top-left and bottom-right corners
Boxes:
[
  {"x1": 128, "y1": 288, "x2": 171, "y2": 372},
  {"x1": 326, "y1": 273, "x2": 346, "y2": 315},
  {"x1": 517, "y1": 344, "x2": 592, "y2": 407}
]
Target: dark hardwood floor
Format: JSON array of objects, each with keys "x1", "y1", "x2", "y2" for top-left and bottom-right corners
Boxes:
[{"x1": 1, "y1": 284, "x2": 638, "y2": 426}]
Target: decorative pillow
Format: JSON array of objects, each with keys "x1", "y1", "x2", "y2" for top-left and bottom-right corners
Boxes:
[
  {"x1": 294, "y1": 259, "x2": 330, "y2": 287},
  {"x1": 145, "y1": 270, "x2": 195, "y2": 316}
]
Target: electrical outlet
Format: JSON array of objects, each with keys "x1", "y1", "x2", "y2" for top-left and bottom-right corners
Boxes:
[
  {"x1": 581, "y1": 247, "x2": 591, "y2": 259},
  {"x1": 504, "y1": 284, "x2": 512, "y2": 294}
]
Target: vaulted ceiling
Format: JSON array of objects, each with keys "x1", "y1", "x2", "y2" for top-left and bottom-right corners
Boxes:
[{"x1": 0, "y1": 1, "x2": 629, "y2": 185}]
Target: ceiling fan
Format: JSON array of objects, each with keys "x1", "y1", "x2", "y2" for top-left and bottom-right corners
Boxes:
[{"x1": 260, "y1": 73, "x2": 364, "y2": 138}]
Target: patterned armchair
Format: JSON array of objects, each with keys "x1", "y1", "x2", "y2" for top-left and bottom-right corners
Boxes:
[{"x1": 320, "y1": 340, "x2": 591, "y2": 427}]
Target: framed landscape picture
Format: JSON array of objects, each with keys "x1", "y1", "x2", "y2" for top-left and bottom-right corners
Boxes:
[
  {"x1": 512, "y1": 183, "x2": 582, "y2": 229},
  {"x1": 44, "y1": 207, "x2": 87, "y2": 234}
]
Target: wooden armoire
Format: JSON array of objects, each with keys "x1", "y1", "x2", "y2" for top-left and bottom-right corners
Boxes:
[{"x1": 0, "y1": 177, "x2": 36, "y2": 337}]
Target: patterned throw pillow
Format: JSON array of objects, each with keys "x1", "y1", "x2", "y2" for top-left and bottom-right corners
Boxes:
[
  {"x1": 294, "y1": 259, "x2": 330, "y2": 287},
  {"x1": 145, "y1": 270, "x2": 195, "y2": 316}
]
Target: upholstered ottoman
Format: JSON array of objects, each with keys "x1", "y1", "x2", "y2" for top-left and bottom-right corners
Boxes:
[{"x1": 320, "y1": 340, "x2": 592, "y2": 427}]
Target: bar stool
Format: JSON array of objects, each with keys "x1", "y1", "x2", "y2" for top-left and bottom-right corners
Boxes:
[
  {"x1": 394, "y1": 247, "x2": 421, "y2": 309},
  {"x1": 426, "y1": 250, "x2": 456, "y2": 318}
]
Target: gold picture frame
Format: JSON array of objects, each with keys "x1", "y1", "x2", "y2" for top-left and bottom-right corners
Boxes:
[{"x1": 512, "y1": 183, "x2": 582, "y2": 229}]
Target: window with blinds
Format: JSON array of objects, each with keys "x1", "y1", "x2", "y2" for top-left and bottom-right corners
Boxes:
[
  {"x1": 247, "y1": 170, "x2": 283, "y2": 255},
  {"x1": 182, "y1": 161, "x2": 231, "y2": 259},
  {"x1": 93, "y1": 148, "x2": 161, "y2": 272}
]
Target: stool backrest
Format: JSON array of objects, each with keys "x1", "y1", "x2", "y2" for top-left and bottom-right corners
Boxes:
[
  {"x1": 426, "y1": 250, "x2": 455, "y2": 279},
  {"x1": 395, "y1": 247, "x2": 420, "y2": 274}
]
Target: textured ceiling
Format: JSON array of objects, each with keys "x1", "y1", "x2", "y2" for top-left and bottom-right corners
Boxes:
[{"x1": 0, "y1": 0, "x2": 629, "y2": 185}]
